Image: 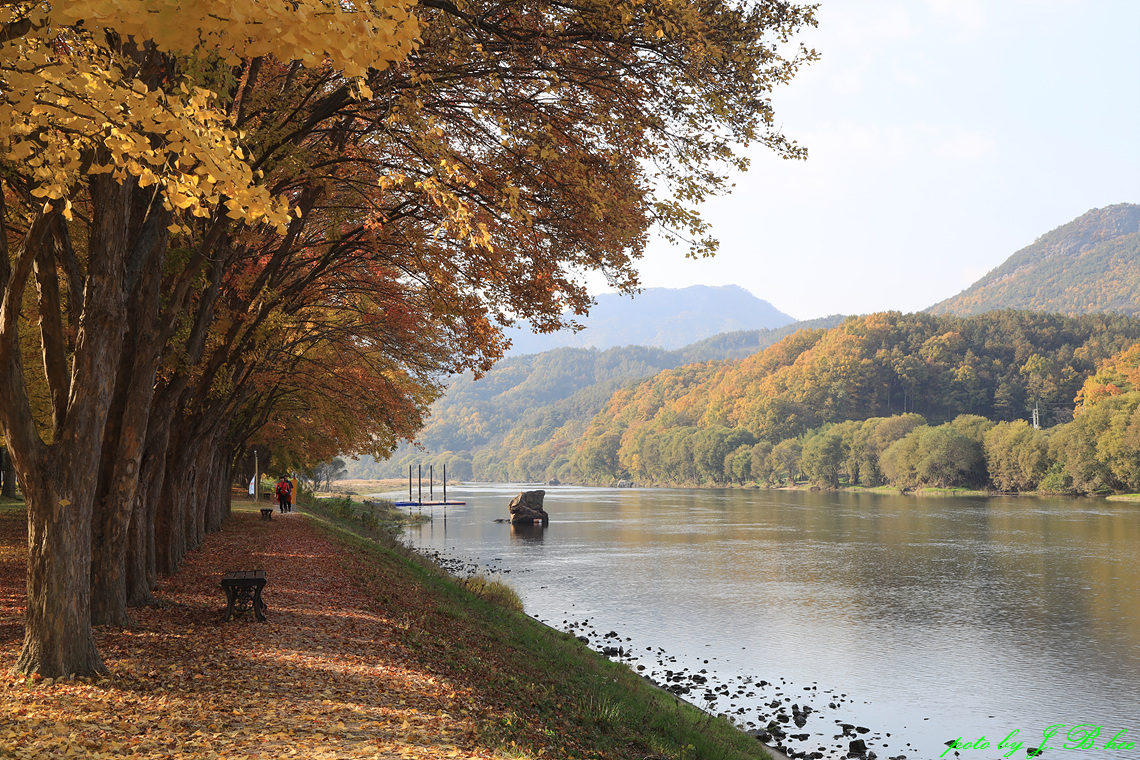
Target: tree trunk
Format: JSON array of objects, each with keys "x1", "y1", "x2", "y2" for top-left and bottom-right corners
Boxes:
[
  {"x1": 3, "y1": 300, "x2": 100, "y2": 676},
  {"x1": 155, "y1": 412, "x2": 197, "y2": 574},
  {"x1": 0, "y1": 211, "x2": 103, "y2": 677},
  {"x1": 0, "y1": 447, "x2": 15, "y2": 498},
  {"x1": 90, "y1": 228, "x2": 166, "y2": 626},
  {"x1": 186, "y1": 456, "x2": 204, "y2": 553},
  {"x1": 187, "y1": 425, "x2": 219, "y2": 551},
  {"x1": 90, "y1": 382, "x2": 155, "y2": 626},
  {"x1": 206, "y1": 444, "x2": 231, "y2": 533},
  {"x1": 125, "y1": 490, "x2": 157, "y2": 607},
  {"x1": 4, "y1": 176, "x2": 132, "y2": 676},
  {"x1": 127, "y1": 407, "x2": 175, "y2": 606},
  {"x1": 154, "y1": 462, "x2": 188, "y2": 575},
  {"x1": 17, "y1": 460, "x2": 105, "y2": 677}
]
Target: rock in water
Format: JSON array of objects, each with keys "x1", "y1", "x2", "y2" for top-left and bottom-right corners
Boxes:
[{"x1": 508, "y1": 490, "x2": 549, "y2": 524}]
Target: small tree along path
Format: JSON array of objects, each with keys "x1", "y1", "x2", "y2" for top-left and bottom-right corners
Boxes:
[{"x1": 0, "y1": 507, "x2": 496, "y2": 759}]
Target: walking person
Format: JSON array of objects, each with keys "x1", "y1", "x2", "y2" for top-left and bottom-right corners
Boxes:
[{"x1": 275, "y1": 475, "x2": 292, "y2": 513}]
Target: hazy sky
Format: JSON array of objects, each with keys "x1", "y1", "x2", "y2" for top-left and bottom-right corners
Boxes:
[{"x1": 615, "y1": 0, "x2": 1140, "y2": 321}]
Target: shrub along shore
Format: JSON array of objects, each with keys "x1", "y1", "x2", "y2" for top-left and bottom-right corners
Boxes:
[{"x1": 0, "y1": 496, "x2": 775, "y2": 760}]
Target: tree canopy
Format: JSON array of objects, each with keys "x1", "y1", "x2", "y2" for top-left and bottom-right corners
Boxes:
[{"x1": 1, "y1": 0, "x2": 819, "y2": 676}]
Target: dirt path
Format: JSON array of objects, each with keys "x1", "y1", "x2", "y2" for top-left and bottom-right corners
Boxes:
[{"x1": 0, "y1": 507, "x2": 494, "y2": 759}]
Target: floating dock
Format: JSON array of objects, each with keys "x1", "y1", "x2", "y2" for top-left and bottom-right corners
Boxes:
[{"x1": 398, "y1": 464, "x2": 464, "y2": 508}]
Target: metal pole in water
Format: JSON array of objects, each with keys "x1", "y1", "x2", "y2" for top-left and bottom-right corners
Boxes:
[
  {"x1": 417, "y1": 464, "x2": 422, "y2": 510},
  {"x1": 430, "y1": 465, "x2": 434, "y2": 500},
  {"x1": 408, "y1": 465, "x2": 412, "y2": 503},
  {"x1": 443, "y1": 464, "x2": 447, "y2": 503}
]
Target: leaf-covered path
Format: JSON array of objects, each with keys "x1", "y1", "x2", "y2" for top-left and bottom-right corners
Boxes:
[{"x1": 0, "y1": 506, "x2": 494, "y2": 760}]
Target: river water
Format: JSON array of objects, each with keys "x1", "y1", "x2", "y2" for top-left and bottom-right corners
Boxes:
[{"x1": 395, "y1": 484, "x2": 1140, "y2": 760}]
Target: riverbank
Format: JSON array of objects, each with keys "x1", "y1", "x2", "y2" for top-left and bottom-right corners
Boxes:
[
  {"x1": 0, "y1": 499, "x2": 776, "y2": 760},
  {"x1": 531, "y1": 478, "x2": 1117, "y2": 500}
]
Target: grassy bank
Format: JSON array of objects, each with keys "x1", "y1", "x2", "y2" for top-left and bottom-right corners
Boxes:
[
  {"x1": 0, "y1": 498, "x2": 773, "y2": 760},
  {"x1": 313, "y1": 478, "x2": 410, "y2": 501},
  {"x1": 307, "y1": 509, "x2": 773, "y2": 760}
]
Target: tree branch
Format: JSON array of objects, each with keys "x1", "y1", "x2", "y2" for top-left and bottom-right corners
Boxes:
[{"x1": 34, "y1": 240, "x2": 70, "y2": 441}]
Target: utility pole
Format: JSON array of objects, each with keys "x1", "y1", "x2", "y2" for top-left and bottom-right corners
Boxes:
[{"x1": 1032, "y1": 402, "x2": 1040, "y2": 430}]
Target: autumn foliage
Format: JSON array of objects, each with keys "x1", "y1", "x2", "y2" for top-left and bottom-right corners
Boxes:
[
  {"x1": 1074, "y1": 341, "x2": 1140, "y2": 410},
  {"x1": 0, "y1": 0, "x2": 417, "y2": 226},
  {"x1": 1, "y1": 0, "x2": 817, "y2": 676},
  {"x1": 1, "y1": 507, "x2": 486, "y2": 759},
  {"x1": 443, "y1": 311, "x2": 1140, "y2": 484}
]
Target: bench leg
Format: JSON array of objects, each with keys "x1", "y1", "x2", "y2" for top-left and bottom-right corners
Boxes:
[{"x1": 222, "y1": 589, "x2": 238, "y2": 622}]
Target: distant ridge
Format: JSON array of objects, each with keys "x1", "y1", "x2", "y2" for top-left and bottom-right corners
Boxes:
[
  {"x1": 929, "y1": 203, "x2": 1140, "y2": 316},
  {"x1": 503, "y1": 284, "x2": 795, "y2": 355}
]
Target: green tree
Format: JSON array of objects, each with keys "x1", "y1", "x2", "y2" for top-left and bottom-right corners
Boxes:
[
  {"x1": 854, "y1": 414, "x2": 927, "y2": 486},
  {"x1": 949, "y1": 414, "x2": 995, "y2": 445},
  {"x1": 1071, "y1": 393, "x2": 1140, "y2": 492},
  {"x1": 770, "y1": 438, "x2": 802, "y2": 486},
  {"x1": 983, "y1": 420, "x2": 1051, "y2": 491},
  {"x1": 727, "y1": 444, "x2": 754, "y2": 485},
  {"x1": 881, "y1": 424, "x2": 984, "y2": 489},
  {"x1": 693, "y1": 427, "x2": 756, "y2": 484},
  {"x1": 800, "y1": 430, "x2": 844, "y2": 488},
  {"x1": 750, "y1": 441, "x2": 775, "y2": 485},
  {"x1": 1046, "y1": 397, "x2": 1131, "y2": 494},
  {"x1": 574, "y1": 431, "x2": 625, "y2": 483}
]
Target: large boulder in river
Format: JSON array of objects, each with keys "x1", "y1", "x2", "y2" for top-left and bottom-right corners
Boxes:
[{"x1": 508, "y1": 490, "x2": 549, "y2": 524}]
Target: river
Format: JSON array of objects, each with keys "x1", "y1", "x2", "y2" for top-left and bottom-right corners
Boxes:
[{"x1": 395, "y1": 484, "x2": 1140, "y2": 760}]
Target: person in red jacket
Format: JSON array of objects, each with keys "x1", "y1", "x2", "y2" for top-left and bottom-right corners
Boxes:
[{"x1": 275, "y1": 476, "x2": 292, "y2": 513}]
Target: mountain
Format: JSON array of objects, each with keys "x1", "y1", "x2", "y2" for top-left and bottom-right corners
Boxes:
[
  {"x1": 929, "y1": 203, "x2": 1140, "y2": 316},
  {"x1": 502, "y1": 284, "x2": 795, "y2": 355}
]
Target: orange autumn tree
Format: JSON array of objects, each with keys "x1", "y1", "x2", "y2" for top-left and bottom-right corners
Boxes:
[
  {"x1": 127, "y1": 0, "x2": 819, "y2": 600},
  {"x1": 1073, "y1": 342, "x2": 1140, "y2": 411}
]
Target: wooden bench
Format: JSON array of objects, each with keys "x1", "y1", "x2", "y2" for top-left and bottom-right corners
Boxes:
[
  {"x1": 220, "y1": 570, "x2": 268, "y2": 622},
  {"x1": 260, "y1": 508, "x2": 273, "y2": 520}
]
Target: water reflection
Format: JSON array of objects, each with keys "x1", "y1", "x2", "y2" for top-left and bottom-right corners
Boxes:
[
  {"x1": 510, "y1": 522, "x2": 546, "y2": 543},
  {"x1": 399, "y1": 485, "x2": 1140, "y2": 760}
]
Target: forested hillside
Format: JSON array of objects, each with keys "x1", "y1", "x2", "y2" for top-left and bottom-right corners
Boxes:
[
  {"x1": 929, "y1": 204, "x2": 1140, "y2": 316},
  {"x1": 343, "y1": 317, "x2": 844, "y2": 479},
  {"x1": 558, "y1": 311, "x2": 1140, "y2": 493},
  {"x1": 352, "y1": 311, "x2": 1140, "y2": 491},
  {"x1": 502, "y1": 285, "x2": 796, "y2": 355}
]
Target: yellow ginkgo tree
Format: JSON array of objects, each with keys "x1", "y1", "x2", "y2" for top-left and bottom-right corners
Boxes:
[
  {"x1": 0, "y1": 0, "x2": 419, "y2": 677},
  {"x1": 1, "y1": 0, "x2": 415, "y2": 224}
]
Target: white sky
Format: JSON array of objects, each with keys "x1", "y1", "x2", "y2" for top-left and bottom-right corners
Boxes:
[{"x1": 617, "y1": 0, "x2": 1140, "y2": 321}]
